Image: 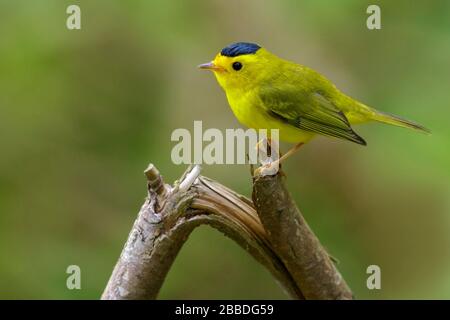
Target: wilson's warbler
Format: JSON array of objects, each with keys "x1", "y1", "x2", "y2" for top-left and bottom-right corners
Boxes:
[{"x1": 199, "y1": 42, "x2": 429, "y2": 165}]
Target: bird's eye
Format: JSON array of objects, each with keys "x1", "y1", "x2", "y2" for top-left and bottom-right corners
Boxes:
[{"x1": 232, "y1": 61, "x2": 243, "y2": 71}]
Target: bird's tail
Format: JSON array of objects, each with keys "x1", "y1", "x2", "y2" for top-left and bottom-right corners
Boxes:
[{"x1": 370, "y1": 109, "x2": 430, "y2": 134}]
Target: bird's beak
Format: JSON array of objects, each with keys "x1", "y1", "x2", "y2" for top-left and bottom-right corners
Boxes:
[{"x1": 198, "y1": 61, "x2": 225, "y2": 72}]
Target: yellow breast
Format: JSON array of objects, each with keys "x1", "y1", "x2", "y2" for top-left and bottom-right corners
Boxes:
[{"x1": 225, "y1": 90, "x2": 315, "y2": 144}]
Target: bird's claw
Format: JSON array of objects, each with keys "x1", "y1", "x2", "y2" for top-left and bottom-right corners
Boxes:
[{"x1": 254, "y1": 161, "x2": 280, "y2": 177}]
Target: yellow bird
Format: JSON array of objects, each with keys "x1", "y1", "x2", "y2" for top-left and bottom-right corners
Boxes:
[{"x1": 199, "y1": 42, "x2": 429, "y2": 165}]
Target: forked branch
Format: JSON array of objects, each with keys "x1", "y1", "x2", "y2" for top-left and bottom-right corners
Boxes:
[{"x1": 101, "y1": 164, "x2": 352, "y2": 300}]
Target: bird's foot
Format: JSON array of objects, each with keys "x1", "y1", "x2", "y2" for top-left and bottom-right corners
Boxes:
[{"x1": 254, "y1": 160, "x2": 281, "y2": 177}]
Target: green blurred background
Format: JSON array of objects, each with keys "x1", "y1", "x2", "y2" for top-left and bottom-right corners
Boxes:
[{"x1": 0, "y1": 0, "x2": 449, "y2": 299}]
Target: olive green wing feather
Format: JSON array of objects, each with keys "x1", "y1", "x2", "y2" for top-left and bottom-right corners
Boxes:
[{"x1": 259, "y1": 85, "x2": 366, "y2": 145}]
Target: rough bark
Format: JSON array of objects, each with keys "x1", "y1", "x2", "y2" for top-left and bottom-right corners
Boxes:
[
  {"x1": 252, "y1": 171, "x2": 353, "y2": 299},
  {"x1": 101, "y1": 163, "x2": 352, "y2": 300}
]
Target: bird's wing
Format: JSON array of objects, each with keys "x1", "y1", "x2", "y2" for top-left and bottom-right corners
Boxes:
[{"x1": 259, "y1": 85, "x2": 366, "y2": 145}]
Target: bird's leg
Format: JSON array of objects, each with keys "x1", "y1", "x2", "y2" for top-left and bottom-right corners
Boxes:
[
  {"x1": 254, "y1": 142, "x2": 304, "y2": 176},
  {"x1": 255, "y1": 137, "x2": 272, "y2": 165},
  {"x1": 255, "y1": 137, "x2": 272, "y2": 153},
  {"x1": 275, "y1": 142, "x2": 304, "y2": 165}
]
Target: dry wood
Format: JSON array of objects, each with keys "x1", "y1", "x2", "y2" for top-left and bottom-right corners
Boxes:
[{"x1": 101, "y1": 164, "x2": 352, "y2": 300}]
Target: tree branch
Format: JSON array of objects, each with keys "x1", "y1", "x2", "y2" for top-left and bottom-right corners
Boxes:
[
  {"x1": 252, "y1": 170, "x2": 353, "y2": 299},
  {"x1": 101, "y1": 163, "x2": 352, "y2": 300}
]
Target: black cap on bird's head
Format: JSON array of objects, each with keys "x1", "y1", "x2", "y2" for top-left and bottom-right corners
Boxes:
[
  {"x1": 220, "y1": 42, "x2": 261, "y2": 57},
  {"x1": 198, "y1": 42, "x2": 265, "y2": 82}
]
